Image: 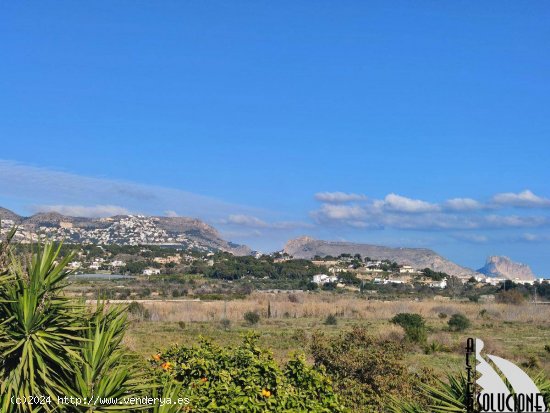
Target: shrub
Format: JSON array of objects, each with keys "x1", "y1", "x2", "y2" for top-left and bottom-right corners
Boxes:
[
  {"x1": 178, "y1": 321, "x2": 186, "y2": 330},
  {"x1": 220, "y1": 318, "x2": 231, "y2": 330},
  {"x1": 424, "y1": 341, "x2": 448, "y2": 354},
  {"x1": 152, "y1": 334, "x2": 348, "y2": 412},
  {"x1": 496, "y1": 289, "x2": 525, "y2": 305},
  {"x1": 310, "y1": 327, "x2": 429, "y2": 412},
  {"x1": 324, "y1": 314, "x2": 338, "y2": 325},
  {"x1": 128, "y1": 301, "x2": 151, "y2": 320},
  {"x1": 139, "y1": 287, "x2": 151, "y2": 298},
  {"x1": 391, "y1": 313, "x2": 427, "y2": 343},
  {"x1": 287, "y1": 293, "x2": 299, "y2": 303},
  {"x1": 291, "y1": 329, "x2": 307, "y2": 343},
  {"x1": 438, "y1": 312, "x2": 448, "y2": 319},
  {"x1": 448, "y1": 313, "x2": 471, "y2": 331},
  {"x1": 244, "y1": 310, "x2": 260, "y2": 325}
]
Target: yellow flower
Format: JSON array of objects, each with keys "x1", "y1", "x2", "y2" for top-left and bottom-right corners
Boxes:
[
  {"x1": 152, "y1": 354, "x2": 161, "y2": 361},
  {"x1": 161, "y1": 362, "x2": 172, "y2": 370},
  {"x1": 261, "y1": 388, "x2": 271, "y2": 398},
  {"x1": 200, "y1": 377, "x2": 208, "y2": 383}
]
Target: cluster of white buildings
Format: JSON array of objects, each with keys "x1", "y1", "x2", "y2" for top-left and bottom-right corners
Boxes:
[
  {"x1": 312, "y1": 274, "x2": 339, "y2": 285},
  {"x1": 482, "y1": 277, "x2": 546, "y2": 286},
  {"x1": 0, "y1": 215, "x2": 213, "y2": 251}
]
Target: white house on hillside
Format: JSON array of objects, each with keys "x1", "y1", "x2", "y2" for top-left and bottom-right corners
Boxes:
[
  {"x1": 312, "y1": 274, "x2": 338, "y2": 285},
  {"x1": 429, "y1": 279, "x2": 447, "y2": 288},
  {"x1": 110, "y1": 260, "x2": 126, "y2": 267}
]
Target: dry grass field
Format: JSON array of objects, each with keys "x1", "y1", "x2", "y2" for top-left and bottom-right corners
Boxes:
[{"x1": 122, "y1": 292, "x2": 550, "y2": 379}]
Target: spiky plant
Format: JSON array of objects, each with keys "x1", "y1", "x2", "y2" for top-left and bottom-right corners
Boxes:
[
  {"x1": 0, "y1": 240, "x2": 85, "y2": 412},
  {"x1": 389, "y1": 373, "x2": 467, "y2": 413},
  {"x1": 59, "y1": 303, "x2": 150, "y2": 412},
  {"x1": 150, "y1": 381, "x2": 184, "y2": 413},
  {"x1": 0, "y1": 237, "x2": 152, "y2": 412}
]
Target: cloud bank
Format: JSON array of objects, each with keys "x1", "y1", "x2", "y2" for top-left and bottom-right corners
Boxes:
[{"x1": 311, "y1": 190, "x2": 550, "y2": 231}]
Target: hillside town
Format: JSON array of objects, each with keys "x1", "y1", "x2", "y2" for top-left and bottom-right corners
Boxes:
[{"x1": 0, "y1": 214, "x2": 219, "y2": 252}]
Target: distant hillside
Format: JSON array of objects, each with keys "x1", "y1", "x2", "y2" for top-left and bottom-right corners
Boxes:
[
  {"x1": 0, "y1": 207, "x2": 22, "y2": 223},
  {"x1": 284, "y1": 236, "x2": 479, "y2": 278},
  {"x1": 478, "y1": 256, "x2": 535, "y2": 281},
  {"x1": 0, "y1": 207, "x2": 252, "y2": 256}
]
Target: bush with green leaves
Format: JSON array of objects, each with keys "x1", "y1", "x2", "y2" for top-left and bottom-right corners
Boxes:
[
  {"x1": 390, "y1": 313, "x2": 427, "y2": 343},
  {"x1": 310, "y1": 327, "x2": 431, "y2": 412},
  {"x1": 151, "y1": 334, "x2": 348, "y2": 412},
  {"x1": 447, "y1": 313, "x2": 471, "y2": 332},
  {"x1": 243, "y1": 310, "x2": 260, "y2": 325},
  {"x1": 128, "y1": 300, "x2": 151, "y2": 320}
]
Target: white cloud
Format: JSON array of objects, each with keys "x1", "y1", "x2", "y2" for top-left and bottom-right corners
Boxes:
[
  {"x1": 225, "y1": 214, "x2": 269, "y2": 228},
  {"x1": 483, "y1": 214, "x2": 548, "y2": 228},
  {"x1": 492, "y1": 190, "x2": 550, "y2": 208},
  {"x1": 443, "y1": 198, "x2": 483, "y2": 211},
  {"x1": 311, "y1": 190, "x2": 550, "y2": 231},
  {"x1": 316, "y1": 204, "x2": 367, "y2": 220},
  {"x1": 33, "y1": 204, "x2": 131, "y2": 218},
  {"x1": 164, "y1": 210, "x2": 179, "y2": 217},
  {"x1": 220, "y1": 214, "x2": 311, "y2": 230},
  {"x1": 314, "y1": 192, "x2": 367, "y2": 203},
  {"x1": 381, "y1": 193, "x2": 440, "y2": 213},
  {"x1": 519, "y1": 233, "x2": 550, "y2": 242}
]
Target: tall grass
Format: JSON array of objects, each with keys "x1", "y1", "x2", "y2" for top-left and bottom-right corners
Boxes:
[{"x1": 120, "y1": 291, "x2": 550, "y2": 324}]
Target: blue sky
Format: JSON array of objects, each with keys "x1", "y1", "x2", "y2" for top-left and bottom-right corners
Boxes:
[{"x1": 1, "y1": 1, "x2": 549, "y2": 274}]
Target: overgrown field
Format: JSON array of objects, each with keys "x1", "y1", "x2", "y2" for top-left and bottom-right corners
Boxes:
[{"x1": 123, "y1": 293, "x2": 550, "y2": 378}]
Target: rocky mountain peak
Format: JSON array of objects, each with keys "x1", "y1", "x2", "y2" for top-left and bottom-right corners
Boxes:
[{"x1": 477, "y1": 256, "x2": 535, "y2": 280}]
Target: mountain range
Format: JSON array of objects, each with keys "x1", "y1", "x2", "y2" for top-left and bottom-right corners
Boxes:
[
  {"x1": 283, "y1": 236, "x2": 479, "y2": 278},
  {"x1": 0, "y1": 207, "x2": 537, "y2": 280},
  {"x1": 0, "y1": 207, "x2": 251, "y2": 255}
]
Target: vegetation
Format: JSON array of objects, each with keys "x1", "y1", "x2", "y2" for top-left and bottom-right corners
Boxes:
[
  {"x1": 243, "y1": 310, "x2": 260, "y2": 325},
  {"x1": 391, "y1": 313, "x2": 427, "y2": 343},
  {"x1": 0, "y1": 232, "x2": 147, "y2": 412},
  {"x1": 447, "y1": 313, "x2": 471, "y2": 332},
  {"x1": 310, "y1": 327, "x2": 430, "y2": 412},
  {"x1": 496, "y1": 289, "x2": 526, "y2": 305},
  {"x1": 324, "y1": 314, "x2": 338, "y2": 326},
  {"x1": 200, "y1": 253, "x2": 324, "y2": 283},
  {"x1": 421, "y1": 268, "x2": 449, "y2": 281},
  {"x1": 152, "y1": 334, "x2": 348, "y2": 412}
]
